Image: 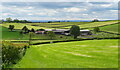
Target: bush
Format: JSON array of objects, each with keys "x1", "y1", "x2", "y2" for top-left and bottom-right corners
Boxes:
[
  {"x1": 2, "y1": 41, "x2": 28, "y2": 68},
  {"x1": 94, "y1": 27, "x2": 100, "y2": 33},
  {"x1": 47, "y1": 31, "x2": 55, "y2": 40}
]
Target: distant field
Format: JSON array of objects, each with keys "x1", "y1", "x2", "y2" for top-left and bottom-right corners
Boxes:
[
  {"x1": 0, "y1": 23, "x2": 48, "y2": 30},
  {"x1": 13, "y1": 39, "x2": 118, "y2": 68},
  {"x1": 1, "y1": 20, "x2": 119, "y2": 40},
  {"x1": 25, "y1": 22, "x2": 92, "y2": 28},
  {"x1": 100, "y1": 24, "x2": 119, "y2": 34},
  {"x1": 62, "y1": 20, "x2": 118, "y2": 29},
  {"x1": 1, "y1": 20, "x2": 118, "y2": 30}
]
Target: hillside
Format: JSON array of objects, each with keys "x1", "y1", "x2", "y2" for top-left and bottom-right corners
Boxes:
[{"x1": 13, "y1": 40, "x2": 118, "y2": 68}]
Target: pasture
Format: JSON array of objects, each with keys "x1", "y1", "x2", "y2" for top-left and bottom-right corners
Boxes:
[
  {"x1": 1, "y1": 20, "x2": 119, "y2": 30},
  {"x1": 13, "y1": 39, "x2": 118, "y2": 68},
  {"x1": 0, "y1": 26, "x2": 29, "y2": 40},
  {"x1": 62, "y1": 20, "x2": 118, "y2": 29},
  {"x1": 100, "y1": 23, "x2": 119, "y2": 34}
]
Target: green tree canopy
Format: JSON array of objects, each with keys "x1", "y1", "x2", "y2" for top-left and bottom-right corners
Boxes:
[
  {"x1": 22, "y1": 26, "x2": 29, "y2": 33},
  {"x1": 6, "y1": 17, "x2": 12, "y2": 23},
  {"x1": 31, "y1": 28, "x2": 35, "y2": 32},
  {"x1": 92, "y1": 19, "x2": 99, "y2": 22},
  {"x1": 47, "y1": 31, "x2": 55, "y2": 40},
  {"x1": 94, "y1": 27, "x2": 100, "y2": 33},
  {"x1": 70, "y1": 25, "x2": 80, "y2": 39},
  {"x1": 13, "y1": 19, "x2": 19, "y2": 23},
  {"x1": 8, "y1": 25, "x2": 14, "y2": 31}
]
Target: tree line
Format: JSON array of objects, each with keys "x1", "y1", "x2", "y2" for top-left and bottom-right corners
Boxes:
[{"x1": 1, "y1": 17, "x2": 32, "y2": 23}]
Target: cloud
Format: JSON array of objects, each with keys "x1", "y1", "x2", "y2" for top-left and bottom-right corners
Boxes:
[
  {"x1": 1, "y1": 2, "x2": 118, "y2": 20},
  {"x1": 1, "y1": 0, "x2": 119, "y2": 2}
]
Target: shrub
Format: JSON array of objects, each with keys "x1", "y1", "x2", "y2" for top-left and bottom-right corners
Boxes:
[
  {"x1": 2, "y1": 41, "x2": 28, "y2": 68},
  {"x1": 47, "y1": 31, "x2": 55, "y2": 40},
  {"x1": 94, "y1": 27, "x2": 100, "y2": 33}
]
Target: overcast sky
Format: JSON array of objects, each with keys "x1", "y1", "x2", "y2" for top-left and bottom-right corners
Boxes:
[{"x1": 1, "y1": 2, "x2": 118, "y2": 20}]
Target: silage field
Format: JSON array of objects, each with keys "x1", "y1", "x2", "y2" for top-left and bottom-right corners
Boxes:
[
  {"x1": 13, "y1": 39, "x2": 118, "y2": 68},
  {"x1": 1, "y1": 20, "x2": 119, "y2": 30}
]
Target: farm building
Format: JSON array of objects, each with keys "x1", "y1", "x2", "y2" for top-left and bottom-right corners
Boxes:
[
  {"x1": 35, "y1": 29, "x2": 92, "y2": 36},
  {"x1": 80, "y1": 30, "x2": 92, "y2": 36},
  {"x1": 35, "y1": 31, "x2": 45, "y2": 34}
]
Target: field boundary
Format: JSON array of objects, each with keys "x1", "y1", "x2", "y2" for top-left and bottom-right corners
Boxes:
[{"x1": 31, "y1": 38, "x2": 119, "y2": 45}]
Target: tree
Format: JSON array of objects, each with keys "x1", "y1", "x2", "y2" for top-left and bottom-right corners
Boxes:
[
  {"x1": 94, "y1": 27, "x2": 100, "y2": 33},
  {"x1": 22, "y1": 26, "x2": 29, "y2": 33},
  {"x1": 70, "y1": 25, "x2": 80, "y2": 39},
  {"x1": 36, "y1": 29, "x2": 45, "y2": 31},
  {"x1": 20, "y1": 20, "x2": 28, "y2": 23},
  {"x1": 29, "y1": 32, "x2": 34, "y2": 45},
  {"x1": 6, "y1": 17, "x2": 12, "y2": 23},
  {"x1": 31, "y1": 28, "x2": 35, "y2": 32},
  {"x1": 8, "y1": 25, "x2": 14, "y2": 31},
  {"x1": 0, "y1": 19, "x2": 4, "y2": 23},
  {"x1": 92, "y1": 19, "x2": 99, "y2": 22},
  {"x1": 47, "y1": 31, "x2": 55, "y2": 40},
  {"x1": 13, "y1": 19, "x2": 19, "y2": 23}
]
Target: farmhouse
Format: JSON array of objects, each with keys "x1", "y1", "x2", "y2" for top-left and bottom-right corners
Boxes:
[
  {"x1": 35, "y1": 31, "x2": 45, "y2": 34},
  {"x1": 80, "y1": 30, "x2": 92, "y2": 36},
  {"x1": 35, "y1": 29, "x2": 92, "y2": 36}
]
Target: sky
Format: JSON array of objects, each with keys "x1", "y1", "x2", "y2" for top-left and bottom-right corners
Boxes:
[{"x1": 1, "y1": 2, "x2": 118, "y2": 20}]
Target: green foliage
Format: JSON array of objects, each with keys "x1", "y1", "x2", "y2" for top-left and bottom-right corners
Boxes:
[
  {"x1": 22, "y1": 26, "x2": 29, "y2": 33},
  {"x1": 70, "y1": 25, "x2": 80, "y2": 39},
  {"x1": 0, "y1": 19, "x2": 4, "y2": 23},
  {"x1": 8, "y1": 25, "x2": 14, "y2": 31},
  {"x1": 94, "y1": 27, "x2": 100, "y2": 33},
  {"x1": 47, "y1": 31, "x2": 55, "y2": 40},
  {"x1": 92, "y1": 19, "x2": 99, "y2": 22},
  {"x1": 6, "y1": 17, "x2": 12, "y2": 23},
  {"x1": 36, "y1": 29, "x2": 45, "y2": 31},
  {"x1": 31, "y1": 28, "x2": 35, "y2": 32},
  {"x1": 2, "y1": 41, "x2": 28, "y2": 68},
  {"x1": 13, "y1": 19, "x2": 19, "y2": 23}
]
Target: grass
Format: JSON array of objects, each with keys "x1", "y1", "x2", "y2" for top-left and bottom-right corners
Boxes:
[
  {"x1": 100, "y1": 24, "x2": 119, "y2": 34},
  {"x1": 13, "y1": 39, "x2": 118, "y2": 68},
  {"x1": 0, "y1": 26, "x2": 29, "y2": 40},
  {"x1": 80, "y1": 31, "x2": 119, "y2": 39},
  {"x1": 1, "y1": 20, "x2": 118, "y2": 30},
  {"x1": 0, "y1": 23, "x2": 48, "y2": 30},
  {"x1": 62, "y1": 20, "x2": 118, "y2": 29}
]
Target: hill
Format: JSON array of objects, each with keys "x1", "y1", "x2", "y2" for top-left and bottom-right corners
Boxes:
[{"x1": 13, "y1": 40, "x2": 118, "y2": 68}]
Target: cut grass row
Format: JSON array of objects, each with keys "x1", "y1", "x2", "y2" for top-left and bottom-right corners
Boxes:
[
  {"x1": 1, "y1": 20, "x2": 118, "y2": 30},
  {"x1": 13, "y1": 39, "x2": 118, "y2": 68},
  {"x1": 62, "y1": 20, "x2": 118, "y2": 29}
]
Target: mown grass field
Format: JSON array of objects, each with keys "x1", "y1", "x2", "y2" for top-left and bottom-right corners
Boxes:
[
  {"x1": 1, "y1": 20, "x2": 118, "y2": 30},
  {"x1": 62, "y1": 20, "x2": 118, "y2": 29},
  {"x1": 0, "y1": 23, "x2": 48, "y2": 30},
  {"x1": 100, "y1": 24, "x2": 119, "y2": 34},
  {"x1": 0, "y1": 26, "x2": 29, "y2": 40},
  {"x1": 13, "y1": 39, "x2": 118, "y2": 68}
]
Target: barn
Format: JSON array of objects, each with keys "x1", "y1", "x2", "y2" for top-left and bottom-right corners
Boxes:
[{"x1": 35, "y1": 29, "x2": 92, "y2": 36}]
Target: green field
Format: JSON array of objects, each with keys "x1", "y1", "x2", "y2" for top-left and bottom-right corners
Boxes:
[
  {"x1": 61, "y1": 20, "x2": 119, "y2": 29},
  {"x1": 100, "y1": 24, "x2": 119, "y2": 34},
  {"x1": 0, "y1": 23, "x2": 48, "y2": 30},
  {"x1": 1, "y1": 20, "x2": 118, "y2": 30},
  {"x1": 13, "y1": 40, "x2": 118, "y2": 68},
  {"x1": 0, "y1": 26, "x2": 29, "y2": 40}
]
